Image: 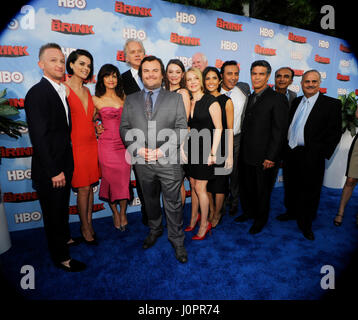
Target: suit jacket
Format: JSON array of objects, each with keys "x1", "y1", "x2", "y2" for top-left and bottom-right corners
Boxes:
[
  {"x1": 120, "y1": 88, "x2": 187, "y2": 164},
  {"x1": 240, "y1": 86, "x2": 289, "y2": 166},
  {"x1": 287, "y1": 89, "x2": 297, "y2": 108},
  {"x1": 24, "y1": 77, "x2": 74, "y2": 184},
  {"x1": 288, "y1": 93, "x2": 342, "y2": 160},
  {"x1": 236, "y1": 81, "x2": 251, "y2": 97},
  {"x1": 122, "y1": 69, "x2": 141, "y2": 96}
]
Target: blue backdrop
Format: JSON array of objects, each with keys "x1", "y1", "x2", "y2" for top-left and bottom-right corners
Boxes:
[{"x1": 1, "y1": 0, "x2": 357, "y2": 232}]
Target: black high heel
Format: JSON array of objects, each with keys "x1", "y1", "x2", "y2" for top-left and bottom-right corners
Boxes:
[
  {"x1": 333, "y1": 213, "x2": 344, "y2": 227},
  {"x1": 81, "y1": 229, "x2": 98, "y2": 245}
]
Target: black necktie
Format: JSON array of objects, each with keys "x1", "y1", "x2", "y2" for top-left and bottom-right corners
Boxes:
[{"x1": 145, "y1": 91, "x2": 153, "y2": 120}]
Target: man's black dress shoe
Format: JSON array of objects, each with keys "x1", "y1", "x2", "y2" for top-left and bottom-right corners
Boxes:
[
  {"x1": 67, "y1": 237, "x2": 83, "y2": 247},
  {"x1": 143, "y1": 231, "x2": 163, "y2": 249},
  {"x1": 229, "y1": 206, "x2": 238, "y2": 216},
  {"x1": 276, "y1": 213, "x2": 296, "y2": 221},
  {"x1": 55, "y1": 259, "x2": 86, "y2": 272},
  {"x1": 302, "y1": 230, "x2": 315, "y2": 241},
  {"x1": 234, "y1": 214, "x2": 251, "y2": 223},
  {"x1": 174, "y1": 246, "x2": 188, "y2": 263},
  {"x1": 249, "y1": 223, "x2": 264, "y2": 234}
]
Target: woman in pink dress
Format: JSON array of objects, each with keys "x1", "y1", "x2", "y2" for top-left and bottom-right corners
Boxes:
[{"x1": 93, "y1": 64, "x2": 131, "y2": 231}]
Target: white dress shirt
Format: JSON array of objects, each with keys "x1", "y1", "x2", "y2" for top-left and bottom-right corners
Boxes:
[
  {"x1": 43, "y1": 76, "x2": 70, "y2": 125},
  {"x1": 220, "y1": 86, "x2": 246, "y2": 135},
  {"x1": 130, "y1": 67, "x2": 143, "y2": 90}
]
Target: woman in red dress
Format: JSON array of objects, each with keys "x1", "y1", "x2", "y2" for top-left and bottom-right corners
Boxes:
[{"x1": 65, "y1": 49, "x2": 100, "y2": 245}]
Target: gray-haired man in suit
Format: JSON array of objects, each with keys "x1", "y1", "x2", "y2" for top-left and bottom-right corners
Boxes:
[{"x1": 120, "y1": 55, "x2": 188, "y2": 263}]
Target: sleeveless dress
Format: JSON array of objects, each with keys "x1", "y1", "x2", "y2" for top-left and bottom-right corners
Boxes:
[
  {"x1": 66, "y1": 86, "x2": 100, "y2": 188},
  {"x1": 98, "y1": 107, "x2": 131, "y2": 202},
  {"x1": 186, "y1": 94, "x2": 216, "y2": 180},
  {"x1": 207, "y1": 94, "x2": 230, "y2": 194}
]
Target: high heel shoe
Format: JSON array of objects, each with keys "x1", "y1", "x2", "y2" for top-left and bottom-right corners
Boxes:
[
  {"x1": 119, "y1": 224, "x2": 129, "y2": 232},
  {"x1": 333, "y1": 213, "x2": 344, "y2": 226},
  {"x1": 192, "y1": 222, "x2": 212, "y2": 240},
  {"x1": 184, "y1": 213, "x2": 201, "y2": 232},
  {"x1": 81, "y1": 229, "x2": 98, "y2": 245}
]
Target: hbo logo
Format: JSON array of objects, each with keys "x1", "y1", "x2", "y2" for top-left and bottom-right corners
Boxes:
[{"x1": 15, "y1": 212, "x2": 42, "y2": 224}]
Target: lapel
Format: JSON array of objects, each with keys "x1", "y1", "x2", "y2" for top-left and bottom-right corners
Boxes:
[
  {"x1": 248, "y1": 86, "x2": 271, "y2": 111},
  {"x1": 41, "y1": 77, "x2": 71, "y2": 130}
]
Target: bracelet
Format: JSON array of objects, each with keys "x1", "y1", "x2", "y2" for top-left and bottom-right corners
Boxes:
[{"x1": 210, "y1": 153, "x2": 215, "y2": 156}]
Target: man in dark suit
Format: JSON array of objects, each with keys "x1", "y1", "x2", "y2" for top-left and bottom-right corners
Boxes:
[
  {"x1": 121, "y1": 38, "x2": 148, "y2": 225},
  {"x1": 271, "y1": 67, "x2": 298, "y2": 188},
  {"x1": 238, "y1": 60, "x2": 289, "y2": 234},
  {"x1": 122, "y1": 38, "x2": 145, "y2": 95},
  {"x1": 274, "y1": 67, "x2": 297, "y2": 108},
  {"x1": 120, "y1": 56, "x2": 188, "y2": 263},
  {"x1": 219, "y1": 60, "x2": 250, "y2": 217},
  {"x1": 24, "y1": 43, "x2": 85, "y2": 272},
  {"x1": 278, "y1": 70, "x2": 342, "y2": 240}
]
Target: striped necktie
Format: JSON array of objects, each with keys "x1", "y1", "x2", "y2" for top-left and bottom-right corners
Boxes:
[{"x1": 144, "y1": 91, "x2": 153, "y2": 120}]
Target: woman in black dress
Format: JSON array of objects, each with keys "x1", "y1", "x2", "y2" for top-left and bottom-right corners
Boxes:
[
  {"x1": 165, "y1": 59, "x2": 191, "y2": 207},
  {"x1": 203, "y1": 67, "x2": 234, "y2": 228},
  {"x1": 183, "y1": 67, "x2": 222, "y2": 240}
]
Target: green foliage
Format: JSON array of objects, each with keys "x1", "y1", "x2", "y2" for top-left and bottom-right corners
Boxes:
[
  {"x1": 0, "y1": 88, "x2": 27, "y2": 139},
  {"x1": 339, "y1": 91, "x2": 358, "y2": 137}
]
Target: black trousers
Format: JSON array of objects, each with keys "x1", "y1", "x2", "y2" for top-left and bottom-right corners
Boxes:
[
  {"x1": 36, "y1": 178, "x2": 72, "y2": 264},
  {"x1": 228, "y1": 133, "x2": 241, "y2": 207},
  {"x1": 282, "y1": 146, "x2": 325, "y2": 232},
  {"x1": 238, "y1": 159, "x2": 277, "y2": 227}
]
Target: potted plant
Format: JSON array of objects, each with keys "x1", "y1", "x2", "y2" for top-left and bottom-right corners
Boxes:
[
  {"x1": 340, "y1": 91, "x2": 358, "y2": 137},
  {"x1": 0, "y1": 88, "x2": 27, "y2": 254}
]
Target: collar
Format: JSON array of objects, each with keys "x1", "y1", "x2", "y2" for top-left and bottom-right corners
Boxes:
[
  {"x1": 130, "y1": 67, "x2": 138, "y2": 77},
  {"x1": 44, "y1": 76, "x2": 66, "y2": 95},
  {"x1": 303, "y1": 91, "x2": 320, "y2": 105},
  {"x1": 144, "y1": 87, "x2": 161, "y2": 94}
]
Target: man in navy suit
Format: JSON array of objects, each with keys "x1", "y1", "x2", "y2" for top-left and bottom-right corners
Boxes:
[
  {"x1": 25, "y1": 43, "x2": 85, "y2": 272},
  {"x1": 278, "y1": 70, "x2": 341, "y2": 240}
]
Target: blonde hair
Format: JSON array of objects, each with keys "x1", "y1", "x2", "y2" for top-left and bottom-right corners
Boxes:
[{"x1": 185, "y1": 67, "x2": 204, "y2": 93}]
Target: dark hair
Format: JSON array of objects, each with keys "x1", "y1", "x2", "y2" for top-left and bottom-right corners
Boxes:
[
  {"x1": 250, "y1": 60, "x2": 272, "y2": 75},
  {"x1": 220, "y1": 60, "x2": 239, "y2": 75},
  {"x1": 38, "y1": 43, "x2": 62, "y2": 59},
  {"x1": 138, "y1": 55, "x2": 165, "y2": 81},
  {"x1": 95, "y1": 64, "x2": 124, "y2": 99},
  {"x1": 275, "y1": 67, "x2": 294, "y2": 79},
  {"x1": 165, "y1": 59, "x2": 186, "y2": 90},
  {"x1": 66, "y1": 49, "x2": 94, "y2": 81},
  {"x1": 202, "y1": 66, "x2": 222, "y2": 93}
]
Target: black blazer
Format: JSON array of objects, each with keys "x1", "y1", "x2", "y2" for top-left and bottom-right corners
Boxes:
[
  {"x1": 24, "y1": 77, "x2": 74, "y2": 184},
  {"x1": 240, "y1": 86, "x2": 289, "y2": 166},
  {"x1": 288, "y1": 93, "x2": 342, "y2": 160},
  {"x1": 122, "y1": 69, "x2": 141, "y2": 96}
]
